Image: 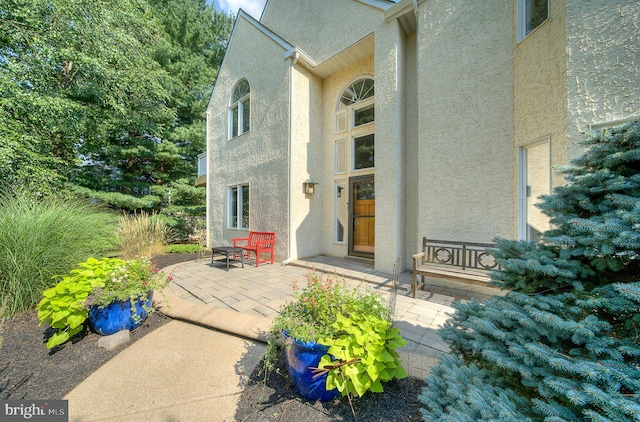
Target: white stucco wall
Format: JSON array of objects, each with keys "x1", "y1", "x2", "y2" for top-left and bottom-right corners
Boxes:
[
  {"x1": 261, "y1": 0, "x2": 386, "y2": 63},
  {"x1": 416, "y1": 0, "x2": 515, "y2": 244},
  {"x1": 206, "y1": 17, "x2": 291, "y2": 261},
  {"x1": 514, "y1": 0, "x2": 640, "y2": 240},
  {"x1": 565, "y1": 0, "x2": 640, "y2": 158},
  {"x1": 514, "y1": 0, "x2": 568, "y2": 189},
  {"x1": 374, "y1": 20, "x2": 406, "y2": 273},
  {"x1": 402, "y1": 31, "x2": 418, "y2": 271},
  {"x1": 290, "y1": 65, "x2": 324, "y2": 260}
]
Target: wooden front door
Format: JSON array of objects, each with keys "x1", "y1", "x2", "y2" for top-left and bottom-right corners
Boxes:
[{"x1": 349, "y1": 176, "x2": 374, "y2": 258}]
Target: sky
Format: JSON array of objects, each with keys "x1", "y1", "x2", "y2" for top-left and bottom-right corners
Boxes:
[{"x1": 212, "y1": 0, "x2": 267, "y2": 19}]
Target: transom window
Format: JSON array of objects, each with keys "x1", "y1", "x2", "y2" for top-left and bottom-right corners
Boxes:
[
  {"x1": 338, "y1": 78, "x2": 374, "y2": 109},
  {"x1": 228, "y1": 184, "x2": 249, "y2": 229},
  {"x1": 229, "y1": 80, "x2": 250, "y2": 139},
  {"x1": 518, "y1": 0, "x2": 549, "y2": 41},
  {"x1": 335, "y1": 77, "x2": 375, "y2": 132}
]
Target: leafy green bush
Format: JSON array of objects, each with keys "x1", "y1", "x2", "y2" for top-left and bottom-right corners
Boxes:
[
  {"x1": 319, "y1": 312, "x2": 407, "y2": 397},
  {"x1": 37, "y1": 258, "x2": 124, "y2": 349},
  {"x1": 163, "y1": 243, "x2": 204, "y2": 254},
  {"x1": 116, "y1": 211, "x2": 174, "y2": 258},
  {"x1": 265, "y1": 272, "x2": 406, "y2": 401},
  {"x1": 0, "y1": 192, "x2": 117, "y2": 318},
  {"x1": 159, "y1": 206, "x2": 205, "y2": 242},
  {"x1": 419, "y1": 120, "x2": 640, "y2": 421},
  {"x1": 37, "y1": 257, "x2": 170, "y2": 349}
]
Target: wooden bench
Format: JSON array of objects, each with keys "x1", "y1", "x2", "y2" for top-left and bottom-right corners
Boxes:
[
  {"x1": 232, "y1": 231, "x2": 276, "y2": 267},
  {"x1": 412, "y1": 238, "x2": 497, "y2": 298}
]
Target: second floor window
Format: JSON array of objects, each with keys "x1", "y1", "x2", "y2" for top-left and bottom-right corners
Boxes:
[{"x1": 229, "y1": 80, "x2": 250, "y2": 139}]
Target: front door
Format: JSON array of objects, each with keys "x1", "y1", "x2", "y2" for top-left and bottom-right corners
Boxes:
[{"x1": 349, "y1": 176, "x2": 374, "y2": 258}]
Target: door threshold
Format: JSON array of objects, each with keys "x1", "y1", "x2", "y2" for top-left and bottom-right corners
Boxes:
[{"x1": 344, "y1": 255, "x2": 374, "y2": 264}]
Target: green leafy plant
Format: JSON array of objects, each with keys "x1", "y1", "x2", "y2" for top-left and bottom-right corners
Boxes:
[
  {"x1": 0, "y1": 300, "x2": 5, "y2": 350},
  {"x1": 163, "y1": 243, "x2": 204, "y2": 254},
  {"x1": 37, "y1": 257, "x2": 170, "y2": 349},
  {"x1": 265, "y1": 272, "x2": 407, "y2": 402},
  {"x1": 0, "y1": 192, "x2": 117, "y2": 318},
  {"x1": 317, "y1": 312, "x2": 407, "y2": 398},
  {"x1": 85, "y1": 258, "x2": 170, "y2": 307}
]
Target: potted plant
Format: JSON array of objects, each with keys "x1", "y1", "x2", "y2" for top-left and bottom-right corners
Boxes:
[
  {"x1": 37, "y1": 257, "x2": 171, "y2": 349},
  {"x1": 264, "y1": 272, "x2": 407, "y2": 405}
]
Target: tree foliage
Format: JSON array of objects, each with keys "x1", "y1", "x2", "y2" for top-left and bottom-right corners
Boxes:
[
  {"x1": 420, "y1": 121, "x2": 640, "y2": 421},
  {"x1": 0, "y1": 0, "x2": 232, "y2": 215}
]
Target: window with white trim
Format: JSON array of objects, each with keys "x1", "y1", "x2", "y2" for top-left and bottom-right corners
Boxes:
[
  {"x1": 335, "y1": 139, "x2": 346, "y2": 174},
  {"x1": 228, "y1": 184, "x2": 249, "y2": 229},
  {"x1": 353, "y1": 134, "x2": 374, "y2": 170},
  {"x1": 229, "y1": 80, "x2": 250, "y2": 139},
  {"x1": 334, "y1": 179, "x2": 347, "y2": 244},
  {"x1": 518, "y1": 0, "x2": 549, "y2": 42},
  {"x1": 335, "y1": 78, "x2": 374, "y2": 131},
  {"x1": 353, "y1": 103, "x2": 374, "y2": 127},
  {"x1": 335, "y1": 110, "x2": 347, "y2": 133}
]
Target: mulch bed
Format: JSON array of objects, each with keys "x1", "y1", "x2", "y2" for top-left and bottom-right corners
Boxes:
[
  {"x1": 0, "y1": 253, "x2": 191, "y2": 400},
  {"x1": 1, "y1": 252, "x2": 428, "y2": 420},
  {"x1": 235, "y1": 351, "x2": 426, "y2": 421}
]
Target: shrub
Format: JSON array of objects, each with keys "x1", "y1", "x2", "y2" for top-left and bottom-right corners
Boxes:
[
  {"x1": 163, "y1": 244, "x2": 204, "y2": 254},
  {"x1": 265, "y1": 272, "x2": 407, "y2": 402},
  {"x1": 37, "y1": 257, "x2": 170, "y2": 349},
  {"x1": 419, "y1": 121, "x2": 640, "y2": 421},
  {"x1": 116, "y1": 211, "x2": 174, "y2": 258},
  {"x1": 159, "y1": 207, "x2": 205, "y2": 242},
  {"x1": 0, "y1": 192, "x2": 117, "y2": 318}
]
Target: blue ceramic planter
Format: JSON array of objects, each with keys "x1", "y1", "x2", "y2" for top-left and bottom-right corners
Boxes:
[
  {"x1": 88, "y1": 292, "x2": 153, "y2": 336},
  {"x1": 284, "y1": 336, "x2": 339, "y2": 402}
]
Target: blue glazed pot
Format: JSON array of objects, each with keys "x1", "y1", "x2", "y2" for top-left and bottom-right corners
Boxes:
[
  {"x1": 284, "y1": 335, "x2": 339, "y2": 402},
  {"x1": 88, "y1": 292, "x2": 153, "y2": 336}
]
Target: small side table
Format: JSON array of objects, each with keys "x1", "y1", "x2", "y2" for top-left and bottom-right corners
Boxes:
[{"x1": 211, "y1": 246, "x2": 245, "y2": 271}]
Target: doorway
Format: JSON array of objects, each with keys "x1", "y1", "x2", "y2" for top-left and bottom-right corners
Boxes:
[
  {"x1": 519, "y1": 140, "x2": 551, "y2": 242},
  {"x1": 349, "y1": 175, "x2": 374, "y2": 258}
]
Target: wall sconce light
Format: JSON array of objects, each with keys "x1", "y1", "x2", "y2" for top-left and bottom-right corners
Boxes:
[{"x1": 303, "y1": 178, "x2": 318, "y2": 195}]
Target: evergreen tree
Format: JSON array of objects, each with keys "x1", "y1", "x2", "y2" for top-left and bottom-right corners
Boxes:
[
  {"x1": 0, "y1": 0, "x2": 232, "y2": 221},
  {"x1": 68, "y1": 0, "x2": 233, "y2": 213},
  {"x1": 419, "y1": 121, "x2": 640, "y2": 421}
]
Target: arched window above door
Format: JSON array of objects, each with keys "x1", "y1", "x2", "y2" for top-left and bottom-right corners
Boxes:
[
  {"x1": 338, "y1": 78, "x2": 374, "y2": 109},
  {"x1": 335, "y1": 78, "x2": 375, "y2": 132}
]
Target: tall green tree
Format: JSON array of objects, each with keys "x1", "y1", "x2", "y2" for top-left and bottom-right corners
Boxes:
[
  {"x1": 0, "y1": 0, "x2": 173, "y2": 199},
  {"x1": 0, "y1": 0, "x2": 232, "y2": 215},
  {"x1": 419, "y1": 121, "x2": 640, "y2": 421}
]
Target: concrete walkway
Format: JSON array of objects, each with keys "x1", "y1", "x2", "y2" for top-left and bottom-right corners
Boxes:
[{"x1": 64, "y1": 255, "x2": 504, "y2": 421}]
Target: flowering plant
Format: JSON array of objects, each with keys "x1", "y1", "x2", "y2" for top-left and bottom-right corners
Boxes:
[
  {"x1": 84, "y1": 258, "x2": 171, "y2": 308},
  {"x1": 268, "y1": 272, "x2": 391, "y2": 345},
  {"x1": 264, "y1": 272, "x2": 407, "y2": 400},
  {"x1": 37, "y1": 257, "x2": 171, "y2": 349}
]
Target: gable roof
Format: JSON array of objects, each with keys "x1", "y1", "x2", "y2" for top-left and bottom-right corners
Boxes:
[
  {"x1": 260, "y1": 0, "x2": 398, "y2": 21},
  {"x1": 220, "y1": 6, "x2": 377, "y2": 83},
  {"x1": 232, "y1": 8, "x2": 293, "y2": 53}
]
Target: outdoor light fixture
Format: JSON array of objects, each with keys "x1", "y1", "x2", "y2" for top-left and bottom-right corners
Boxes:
[{"x1": 303, "y1": 178, "x2": 318, "y2": 195}]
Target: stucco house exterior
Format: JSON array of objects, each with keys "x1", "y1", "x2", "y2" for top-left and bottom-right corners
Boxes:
[{"x1": 203, "y1": 0, "x2": 640, "y2": 273}]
